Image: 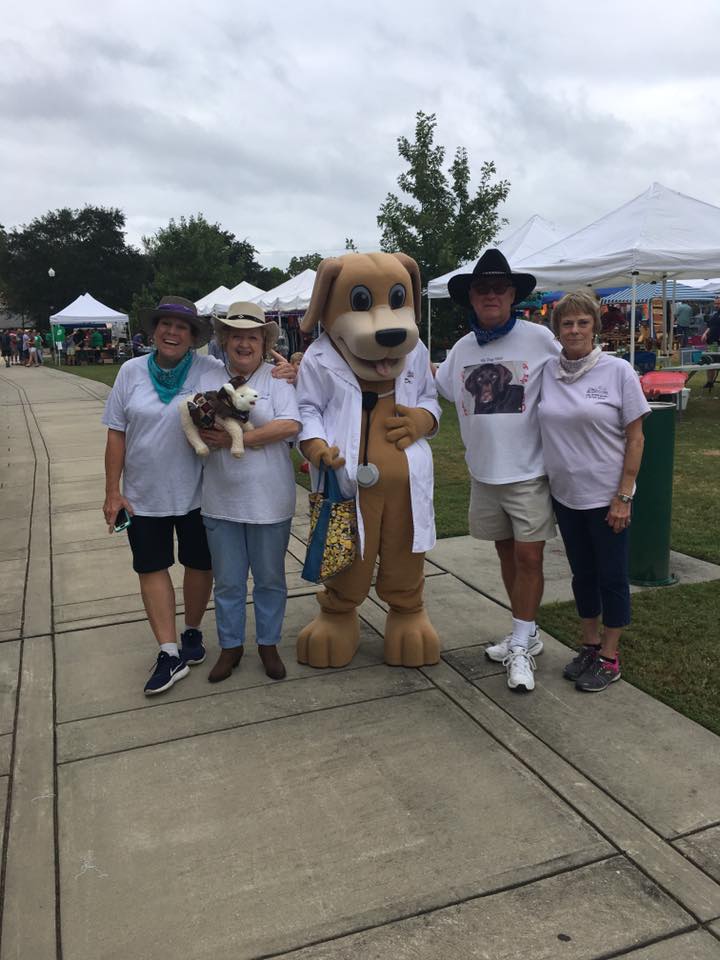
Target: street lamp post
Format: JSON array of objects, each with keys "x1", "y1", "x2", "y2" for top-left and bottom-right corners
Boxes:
[{"x1": 48, "y1": 267, "x2": 57, "y2": 364}]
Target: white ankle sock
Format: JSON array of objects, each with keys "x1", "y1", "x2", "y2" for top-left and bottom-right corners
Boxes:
[
  {"x1": 183, "y1": 624, "x2": 198, "y2": 635},
  {"x1": 160, "y1": 642, "x2": 179, "y2": 657},
  {"x1": 510, "y1": 618, "x2": 535, "y2": 649}
]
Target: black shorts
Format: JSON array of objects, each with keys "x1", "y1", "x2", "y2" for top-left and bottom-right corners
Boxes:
[{"x1": 126, "y1": 508, "x2": 212, "y2": 574}]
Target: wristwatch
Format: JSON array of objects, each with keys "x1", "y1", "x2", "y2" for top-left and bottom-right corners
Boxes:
[{"x1": 616, "y1": 493, "x2": 633, "y2": 504}]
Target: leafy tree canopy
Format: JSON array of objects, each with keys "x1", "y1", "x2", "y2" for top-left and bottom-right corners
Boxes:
[
  {"x1": 0, "y1": 206, "x2": 148, "y2": 326},
  {"x1": 287, "y1": 253, "x2": 323, "y2": 276},
  {"x1": 377, "y1": 111, "x2": 510, "y2": 345},
  {"x1": 141, "y1": 214, "x2": 263, "y2": 302}
]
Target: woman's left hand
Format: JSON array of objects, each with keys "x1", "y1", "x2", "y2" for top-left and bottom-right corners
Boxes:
[
  {"x1": 606, "y1": 496, "x2": 632, "y2": 534},
  {"x1": 199, "y1": 427, "x2": 231, "y2": 450}
]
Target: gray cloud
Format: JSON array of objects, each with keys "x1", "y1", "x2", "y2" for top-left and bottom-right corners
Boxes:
[{"x1": 2, "y1": 0, "x2": 720, "y2": 271}]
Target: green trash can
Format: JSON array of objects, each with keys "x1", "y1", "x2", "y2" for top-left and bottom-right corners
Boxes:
[{"x1": 629, "y1": 402, "x2": 677, "y2": 586}]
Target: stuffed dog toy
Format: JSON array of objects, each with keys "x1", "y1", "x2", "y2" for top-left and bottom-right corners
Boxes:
[
  {"x1": 179, "y1": 375, "x2": 258, "y2": 459},
  {"x1": 295, "y1": 252, "x2": 441, "y2": 669}
]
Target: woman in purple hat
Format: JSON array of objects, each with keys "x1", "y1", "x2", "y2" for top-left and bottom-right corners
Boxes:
[{"x1": 102, "y1": 296, "x2": 223, "y2": 696}]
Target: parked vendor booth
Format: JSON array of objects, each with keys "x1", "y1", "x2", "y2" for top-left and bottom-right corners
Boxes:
[{"x1": 50, "y1": 294, "x2": 129, "y2": 364}]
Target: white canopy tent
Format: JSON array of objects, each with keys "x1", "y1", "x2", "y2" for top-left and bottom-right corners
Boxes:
[
  {"x1": 50, "y1": 293, "x2": 128, "y2": 336},
  {"x1": 216, "y1": 271, "x2": 317, "y2": 315},
  {"x1": 226, "y1": 280, "x2": 265, "y2": 303},
  {"x1": 427, "y1": 215, "x2": 565, "y2": 300},
  {"x1": 249, "y1": 269, "x2": 317, "y2": 313},
  {"x1": 514, "y1": 183, "x2": 720, "y2": 363},
  {"x1": 683, "y1": 278, "x2": 720, "y2": 293},
  {"x1": 425, "y1": 216, "x2": 566, "y2": 358},
  {"x1": 194, "y1": 285, "x2": 232, "y2": 315}
]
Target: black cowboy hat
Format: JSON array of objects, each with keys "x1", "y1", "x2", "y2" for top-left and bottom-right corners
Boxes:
[{"x1": 447, "y1": 249, "x2": 536, "y2": 308}]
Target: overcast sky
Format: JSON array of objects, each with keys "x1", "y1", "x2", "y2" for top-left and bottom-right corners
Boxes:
[{"x1": 3, "y1": 0, "x2": 720, "y2": 270}]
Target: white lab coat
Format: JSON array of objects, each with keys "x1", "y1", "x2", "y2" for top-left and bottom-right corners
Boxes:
[{"x1": 297, "y1": 334, "x2": 441, "y2": 555}]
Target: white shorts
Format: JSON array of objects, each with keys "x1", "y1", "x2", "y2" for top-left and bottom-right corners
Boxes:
[{"x1": 469, "y1": 475, "x2": 556, "y2": 542}]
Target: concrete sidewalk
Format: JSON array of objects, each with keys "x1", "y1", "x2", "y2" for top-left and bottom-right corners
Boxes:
[{"x1": 1, "y1": 363, "x2": 720, "y2": 960}]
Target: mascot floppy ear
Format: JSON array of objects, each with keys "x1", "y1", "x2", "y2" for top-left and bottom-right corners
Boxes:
[
  {"x1": 392, "y1": 253, "x2": 422, "y2": 326},
  {"x1": 300, "y1": 258, "x2": 343, "y2": 333}
]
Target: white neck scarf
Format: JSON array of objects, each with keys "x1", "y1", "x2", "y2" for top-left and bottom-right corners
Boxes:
[{"x1": 555, "y1": 346, "x2": 602, "y2": 384}]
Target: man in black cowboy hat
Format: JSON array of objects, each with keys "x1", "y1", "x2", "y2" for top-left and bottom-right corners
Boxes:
[{"x1": 435, "y1": 249, "x2": 560, "y2": 693}]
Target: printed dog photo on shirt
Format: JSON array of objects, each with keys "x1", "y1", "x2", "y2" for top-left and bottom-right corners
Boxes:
[{"x1": 461, "y1": 361, "x2": 527, "y2": 415}]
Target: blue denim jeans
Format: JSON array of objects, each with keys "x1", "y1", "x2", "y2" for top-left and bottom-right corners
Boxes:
[{"x1": 202, "y1": 516, "x2": 292, "y2": 648}]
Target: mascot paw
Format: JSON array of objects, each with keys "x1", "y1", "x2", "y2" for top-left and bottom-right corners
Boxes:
[
  {"x1": 383, "y1": 609, "x2": 440, "y2": 667},
  {"x1": 297, "y1": 611, "x2": 360, "y2": 668}
]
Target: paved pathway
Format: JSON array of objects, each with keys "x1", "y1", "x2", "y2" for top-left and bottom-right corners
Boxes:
[{"x1": 1, "y1": 364, "x2": 720, "y2": 960}]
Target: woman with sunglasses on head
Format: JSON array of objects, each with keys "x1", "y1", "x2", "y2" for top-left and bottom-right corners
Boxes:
[
  {"x1": 538, "y1": 291, "x2": 650, "y2": 692},
  {"x1": 102, "y1": 297, "x2": 223, "y2": 696}
]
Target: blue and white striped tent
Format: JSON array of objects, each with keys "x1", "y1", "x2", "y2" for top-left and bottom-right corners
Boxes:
[{"x1": 601, "y1": 282, "x2": 717, "y2": 304}]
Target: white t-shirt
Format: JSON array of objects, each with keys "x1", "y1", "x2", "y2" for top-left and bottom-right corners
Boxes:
[
  {"x1": 435, "y1": 320, "x2": 560, "y2": 484},
  {"x1": 199, "y1": 362, "x2": 301, "y2": 524},
  {"x1": 102, "y1": 353, "x2": 224, "y2": 517},
  {"x1": 538, "y1": 354, "x2": 651, "y2": 510}
]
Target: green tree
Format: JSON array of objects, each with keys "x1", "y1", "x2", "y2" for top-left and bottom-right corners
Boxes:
[
  {"x1": 344, "y1": 238, "x2": 358, "y2": 252},
  {"x1": 0, "y1": 206, "x2": 149, "y2": 326},
  {"x1": 287, "y1": 253, "x2": 323, "y2": 275},
  {"x1": 254, "y1": 266, "x2": 289, "y2": 289},
  {"x1": 142, "y1": 214, "x2": 263, "y2": 302},
  {"x1": 378, "y1": 111, "x2": 510, "y2": 343}
]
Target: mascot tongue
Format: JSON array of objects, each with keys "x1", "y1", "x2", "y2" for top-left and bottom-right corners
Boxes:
[{"x1": 374, "y1": 358, "x2": 395, "y2": 377}]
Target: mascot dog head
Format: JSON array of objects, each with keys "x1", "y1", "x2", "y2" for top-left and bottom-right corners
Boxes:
[{"x1": 300, "y1": 252, "x2": 421, "y2": 382}]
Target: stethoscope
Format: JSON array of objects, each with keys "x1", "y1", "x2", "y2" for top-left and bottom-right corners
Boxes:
[{"x1": 356, "y1": 388, "x2": 395, "y2": 488}]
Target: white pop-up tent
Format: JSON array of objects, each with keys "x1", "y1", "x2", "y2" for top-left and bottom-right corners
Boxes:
[
  {"x1": 195, "y1": 285, "x2": 232, "y2": 315},
  {"x1": 514, "y1": 183, "x2": 720, "y2": 362},
  {"x1": 50, "y1": 293, "x2": 128, "y2": 336},
  {"x1": 226, "y1": 280, "x2": 265, "y2": 303},
  {"x1": 427, "y1": 215, "x2": 565, "y2": 300},
  {"x1": 250, "y1": 269, "x2": 317, "y2": 313},
  {"x1": 425, "y1": 216, "x2": 566, "y2": 357}
]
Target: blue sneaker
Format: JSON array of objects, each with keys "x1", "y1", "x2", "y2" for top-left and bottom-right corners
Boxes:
[
  {"x1": 144, "y1": 652, "x2": 190, "y2": 696},
  {"x1": 180, "y1": 628, "x2": 206, "y2": 666}
]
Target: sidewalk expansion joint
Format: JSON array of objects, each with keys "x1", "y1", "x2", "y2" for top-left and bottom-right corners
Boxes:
[
  {"x1": 58, "y1": 685, "x2": 434, "y2": 765},
  {"x1": 671, "y1": 818, "x2": 720, "y2": 842},
  {"x1": 250, "y1": 852, "x2": 621, "y2": 960},
  {"x1": 421, "y1": 659, "x2": 720, "y2": 923},
  {"x1": 0, "y1": 637, "x2": 25, "y2": 957}
]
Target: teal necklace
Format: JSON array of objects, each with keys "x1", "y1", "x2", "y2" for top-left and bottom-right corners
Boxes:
[{"x1": 147, "y1": 349, "x2": 194, "y2": 404}]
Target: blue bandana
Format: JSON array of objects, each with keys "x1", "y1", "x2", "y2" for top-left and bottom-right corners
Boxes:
[
  {"x1": 468, "y1": 310, "x2": 517, "y2": 346},
  {"x1": 147, "y1": 349, "x2": 193, "y2": 404}
]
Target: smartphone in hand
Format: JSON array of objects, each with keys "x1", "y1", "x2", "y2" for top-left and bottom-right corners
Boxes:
[{"x1": 113, "y1": 508, "x2": 132, "y2": 532}]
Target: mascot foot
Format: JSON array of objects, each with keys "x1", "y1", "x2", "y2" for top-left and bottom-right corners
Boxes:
[
  {"x1": 297, "y1": 610, "x2": 360, "y2": 668},
  {"x1": 384, "y1": 609, "x2": 440, "y2": 667}
]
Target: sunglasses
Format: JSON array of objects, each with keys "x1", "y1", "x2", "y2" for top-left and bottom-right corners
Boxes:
[{"x1": 471, "y1": 279, "x2": 513, "y2": 296}]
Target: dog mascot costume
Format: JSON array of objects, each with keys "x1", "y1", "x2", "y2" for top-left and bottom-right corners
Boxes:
[{"x1": 296, "y1": 252, "x2": 441, "y2": 668}]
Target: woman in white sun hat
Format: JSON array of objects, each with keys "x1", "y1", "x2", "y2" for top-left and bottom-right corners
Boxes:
[{"x1": 197, "y1": 302, "x2": 301, "y2": 684}]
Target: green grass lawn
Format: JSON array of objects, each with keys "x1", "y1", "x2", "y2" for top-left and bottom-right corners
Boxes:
[
  {"x1": 62, "y1": 359, "x2": 720, "y2": 733},
  {"x1": 537, "y1": 581, "x2": 720, "y2": 736},
  {"x1": 54, "y1": 361, "x2": 120, "y2": 387}
]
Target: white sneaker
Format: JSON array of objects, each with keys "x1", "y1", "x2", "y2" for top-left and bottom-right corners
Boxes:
[
  {"x1": 504, "y1": 647, "x2": 536, "y2": 692},
  {"x1": 485, "y1": 630, "x2": 543, "y2": 663}
]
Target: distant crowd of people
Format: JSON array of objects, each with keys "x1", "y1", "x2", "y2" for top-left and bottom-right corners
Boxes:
[
  {"x1": 0, "y1": 328, "x2": 47, "y2": 367},
  {"x1": 0, "y1": 326, "x2": 115, "y2": 367}
]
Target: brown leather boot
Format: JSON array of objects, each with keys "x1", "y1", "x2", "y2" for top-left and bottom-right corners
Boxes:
[
  {"x1": 208, "y1": 646, "x2": 244, "y2": 684},
  {"x1": 258, "y1": 644, "x2": 286, "y2": 680}
]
